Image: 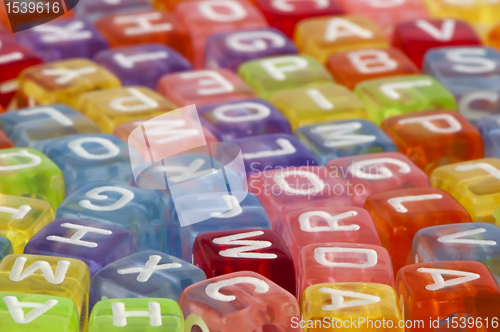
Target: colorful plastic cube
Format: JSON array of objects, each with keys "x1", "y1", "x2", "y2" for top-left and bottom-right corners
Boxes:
[
  {"x1": 365, "y1": 187, "x2": 472, "y2": 274},
  {"x1": 381, "y1": 110, "x2": 483, "y2": 174},
  {"x1": 56, "y1": 182, "x2": 166, "y2": 252},
  {"x1": 393, "y1": 19, "x2": 482, "y2": 68},
  {"x1": 283, "y1": 206, "x2": 381, "y2": 264},
  {"x1": 15, "y1": 18, "x2": 109, "y2": 62},
  {"x1": 423, "y1": 0, "x2": 500, "y2": 25},
  {"x1": 0, "y1": 236, "x2": 12, "y2": 261},
  {"x1": 354, "y1": 75, "x2": 457, "y2": 124},
  {"x1": 479, "y1": 115, "x2": 500, "y2": 157},
  {"x1": 238, "y1": 55, "x2": 333, "y2": 100},
  {"x1": 89, "y1": 250, "x2": 206, "y2": 308},
  {"x1": 0, "y1": 104, "x2": 100, "y2": 150},
  {"x1": 179, "y1": 271, "x2": 300, "y2": 332},
  {"x1": 174, "y1": 0, "x2": 268, "y2": 68},
  {"x1": 431, "y1": 158, "x2": 500, "y2": 223},
  {"x1": 76, "y1": 86, "x2": 178, "y2": 133},
  {"x1": 42, "y1": 134, "x2": 132, "y2": 195},
  {"x1": 294, "y1": 15, "x2": 389, "y2": 64},
  {"x1": 270, "y1": 83, "x2": 368, "y2": 130},
  {"x1": 198, "y1": 98, "x2": 292, "y2": 141},
  {"x1": 296, "y1": 119, "x2": 397, "y2": 166},
  {"x1": 192, "y1": 229, "x2": 295, "y2": 295},
  {"x1": 157, "y1": 69, "x2": 255, "y2": 106},
  {"x1": 0, "y1": 148, "x2": 64, "y2": 210},
  {"x1": 326, "y1": 48, "x2": 419, "y2": 90},
  {"x1": 205, "y1": 28, "x2": 298, "y2": 71},
  {"x1": 15, "y1": 59, "x2": 121, "y2": 109},
  {"x1": 74, "y1": 0, "x2": 152, "y2": 22}
]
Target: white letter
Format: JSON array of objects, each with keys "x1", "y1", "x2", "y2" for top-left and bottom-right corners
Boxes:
[
  {"x1": 113, "y1": 51, "x2": 168, "y2": 69},
  {"x1": 310, "y1": 122, "x2": 376, "y2": 148},
  {"x1": 18, "y1": 107, "x2": 73, "y2": 126},
  {"x1": 306, "y1": 89, "x2": 333, "y2": 110},
  {"x1": 348, "y1": 158, "x2": 411, "y2": 179},
  {"x1": 112, "y1": 302, "x2": 162, "y2": 327},
  {"x1": 179, "y1": 71, "x2": 234, "y2": 95},
  {"x1": 3, "y1": 296, "x2": 58, "y2": 324},
  {"x1": 113, "y1": 12, "x2": 172, "y2": 36},
  {"x1": 212, "y1": 102, "x2": 271, "y2": 122},
  {"x1": 0, "y1": 205, "x2": 31, "y2": 219},
  {"x1": 198, "y1": 0, "x2": 246, "y2": 22},
  {"x1": 380, "y1": 80, "x2": 432, "y2": 99},
  {"x1": 33, "y1": 21, "x2": 92, "y2": 42},
  {"x1": 364, "y1": 0, "x2": 405, "y2": 8},
  {"x1": 243, "y1": 138, "x2": 296, "y2": 159},
  {"x1": 140, "y1": 119, "x2": 200, "y2": 145},
  {"x1": 46, "y1": 223, "x2": 113, "y2": 248},
  {"x1": 42, "y1": 67, "x2": 97, "y2": 85},
  {"x1": 157, "y1": 158, "x2": 215, "y2": 183},
  {"x1": 273, "y1": 170, "x2": 325, "y2": 195},
  {"x1": 210, "y1": 195, "x2": 243, "y2": 218},
  {"x1": 68, "y1": 137, "x2": 120, "y2": 160},
  {"x1": 438, "y1": 228, "x2": 497, "y2": 246},
  {"x1": 260, "y1": 56, "x2": 308, "y2": 80},
  {"x1": 9, "y1": 257, "x2": 70, "y2": 284},
  {"x1": 415, "y1": 19, "x2": 455, "y2": 41},
  {"x1": 348, "y1": 49, "x2": 398, "y2": 74},
  {"x1": 213, "y1": 230, "x2": 277, "y2": 259},
  {"x1": 79, "y1": 186, "x2": 134, "y2": 211},
  {"x1": 324, "y1": 18, "x2": 374, "y2": 42},
  {"x1": 226, "y1": 31, "x2": 286, "y2": 52},
  {"x1": 319, "y1": 288, "x2": 381, "y2": 310},
  {"x1": 205, "y1": 276, "x2": 269, "y2": 302},
  {"x1": 397, "y1": 114, "x2": 462, "y2": 134},
  {"x1": 388, "y1": 194, "x2": 443, "y2": 213},
  {"x1": 417, "y1": 267, "x2": 480, "y2": 290},
  {"x1": 117, "y1": 255, "x2": 182, "y2": 282},
  {"x1": 446, "y1": 48, "x2": 497, "y2": 74},
  {"x1": 314, "y1": 247, "x2": 377, "y2": 267},
  {"x1": 109, "y1": 88, "x2": 159, "y2": 112},
  {"x1": 299, "y1": 211, "x2": 360, "y2": 232},
  {"x1": 272, "y1": 0, "x2": 328, "y2": 11},
  {"x1": 0, "y1": 150, "x2": 41, "y2": 171},
  {"x1": 456, "y1": 163, "x2": 500, "y2": 180}
]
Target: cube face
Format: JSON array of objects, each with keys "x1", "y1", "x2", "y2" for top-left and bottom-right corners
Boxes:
[
  {"x1": 74, "y1": 0, "x2": 152, "y2": 22},
  {"x1": 89, "y1": 298, "x2": 183, "y2": 332},
  {"x1": 157, "y1": 69, "x2": 255, "y2": 106},
  {"x1": 270, "y1": 84, "x2": 368, "y2": 131},
  {"x1": 15, "y1": 59, "x2": 122, "y2": 109},
  {"x1": 396, "y1": 261, "x2": 500, "y2": 331},
  {"x1": 248, "y1": 166, "x2": 350, "y2": 233},
  {"x1": 354, "y1": 75, "x2": 457, "y2": 124},
  {"x1": 0, "y1": 254, "x2": 90, "y2": 331},
  {"x1": 295, "y1": 119, "x2": 397, "y2": 166},
  {"x1": 198, "y1": 98, "x2": 292, "y2": 141},
  {"x1": 336, "y1": 0, "x2": 429, "y2": 35},
  {"x1": 0, "y1": 104, "x2": 101, "y2": 150},
  {"x1": 479, "y1": 115, "x2": 500, "y2": 158},
  {"x1": 283, "y1": 206, "x2": 382, "y2": 263},
  {"x1": 326, "y1": 152, "x2": 430, "y2": 207},
  {"x1": 393, "y1": 19, "x2": 482, "y2": 68},
  {"x1": 205, "y1": 28, "x2": 298, "y2": 72},
  {"x1": 381, "y1": 110, "x2": 483, "y2": 174},
  {"x1": 76, "y1": 86, "x2": 178, "y2": 133},
  {"x1": 411, "y1": 223, "x2": 500, "y2": 279},
  {"x1": 255, "y1": 0, "x2": 345, "y2": 38},
  {"x1": 192, "y1": 229, "x2": 295, "y2": 295},
  {"x1": 431, "y1": 158, "x2": 500, "y2": 223},
  {"x1": 239, "y1": 55, "x2": 333, "y2": 100},
  {"x1": 0, "y1": 194, "x2": 54, "y2": 254},
  {"x1": 174, "y1": 0, "x2": 268, "y2": 68},
  {"x1": 364, "y1": 187, "x2": 472, "y2": 274},
  {"x1": 15, "y1": 18, "x2": 109, "y2": 62},
  {"x1": 95, "y1": 44, "x2": 192, "y2": 90},
  {"x1": 95, "y1": 10, "x2": 186, "y2": 50},
  {"x1": 0, "y1": 39, "x2": 42, "y2": 108},
  {"x1": 234, "y1": 133, "x2": 317, "y2": 175},
  {"x1": 423, "y1": 0, "x2": 500, "y2": 25},
  {"x1": 327, "y1": 48, "x2": 419, "y2": 90},
  {"x1": 89, "y1": 251, "x2": 206, "y2": 309},
  {"x1": 0, "y1": 293, "x2": 80, "y2": 332},
  {"x1": 42, "y1": 134, "x2": 132, "y2": 195},
  {"x1": 0, "y1": 148, "x2": 64, "y2": 210},
  {"x1": 179, "y1": 271, "x2": 300, "y2": 332},
  {"x1": 423, "y1": 47, "x2": 500, "y2": 125},
  {"x1": 0, "y1": 235, "x2": 12, "y2": 261},
  {"x1": 302, "y1": 283, "x2": 402, "y2": 332},
  {"x1": 294, "y1": 15, "x2": 389, "y2": 64},
  {"x1": 24, "y1": 218, "x2": 137, "y2": 277},
  {"x1": 297, "y1": 244, "x2": 394, "y2": 299},
  {"x1": 55, "y1": 182, "x2": 166, "y2": 252}
]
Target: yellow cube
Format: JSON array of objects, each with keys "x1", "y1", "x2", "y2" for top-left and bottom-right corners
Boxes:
[
  {"x1": 0, "y1": 195, "x2": 54, "y2": 254},
  {"x1": 76, "y1": 86, "x2": 179, "y2": 133},
  {"x1": 422, "y1": 0, "x2": 500, "y2": 25},
  {"x1": 431, "y1": 158, "x2": 500, "y2": 223},
  {"x1": 270, "y1": 83, "x2": 368, "y2": 130},
  {"x1": 15, "y1": 58, "x2": 121, "y2": 109},
  {"x1": 301, "y1": 283, "x2": 403, "y2": 332},
  {"x1": 294, "y1": 15, "x2": 389, "y2": 64},
  {"x1": 0, "y1": 254, "x2": 90, "y2": 331}
]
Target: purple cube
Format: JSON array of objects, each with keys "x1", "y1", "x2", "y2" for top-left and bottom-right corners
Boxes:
[
  {"x1": 95, "y1": 43, "x2": 192, "y2": 89},
  {"x1": 205, "y1": 28, "x2": 298, "y2": 72},
  {"x1": 74, "y1": 0, "x2": 152, "y2": 22},
  {"x1": 16, "y1": 18, "x2": 109, "y2": 62},
  {"x1": 24, "y1": 218, "x2": 137, "y2": 276},
  {"x1": 198, "y1": 98, "x2": 292, "y2": 141}
]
